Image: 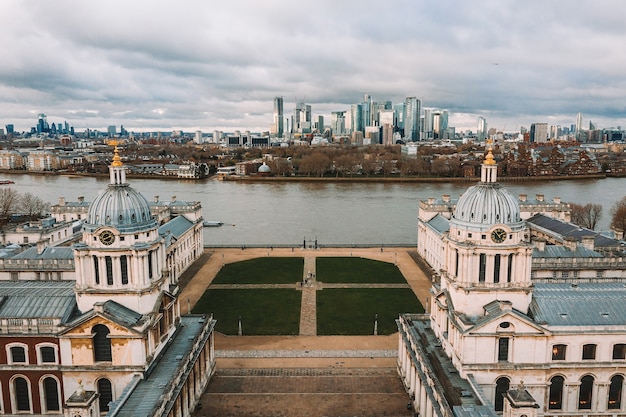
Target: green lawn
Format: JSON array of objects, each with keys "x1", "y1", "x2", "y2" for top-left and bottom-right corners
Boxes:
[
  {"x1": 317, "y1": 288, "x2": 424, "y2": 335},
  {"x1": 316, "y1": 257, "x2": 406, "y2": 283},
  {"x1": 192, "y1": 288, "x2": 301, "y2": 335},
  {"x1": 211, "y1": 257, "x2": 304, "y2": 284}
]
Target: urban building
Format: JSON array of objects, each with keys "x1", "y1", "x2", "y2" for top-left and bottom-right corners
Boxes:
[
  {"x1": 400, "y1": 147, "x2": 626, "y2": 417},
  {"x1": 0, "y1": 146, "x2": 215, "y2": 416},
  {"x1": 270, "y1": 96, "x2": 284, "y2": 138},
  {"x1": 530, "y1": 123, "x2": 549, "y2": 143},
  {"x1": 404, "y1": 97, "x2": 421, "y2": 141}
]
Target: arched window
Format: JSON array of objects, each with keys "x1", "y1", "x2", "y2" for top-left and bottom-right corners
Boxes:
[
  {"x1": 608, "y1": 375, "x2": 623, "y2": 409},
  {"x1": 97, "y1": 378, "x2": 113, "y2": 413},
  {"x1": 13, "y1": 376, "x2": 31, "y2": 412},
  {"x1": 495, "y1": 377, "x2": 510, "y2": 411},
  {"x1": 42, "y1": 377, "x2": 60, "y2": 412},
  {"x1": 549, "y1": 376, "x2": 564, "y2": 409},
  {"x1": 93, "y1": 324, "x2": 112, "y2": 362},
  {"x1": 578, "y1": 375, "x2": 594, "y2": 409},
  {"x1": 507, "y1": 254, "x2": 514, "y2": 282}
]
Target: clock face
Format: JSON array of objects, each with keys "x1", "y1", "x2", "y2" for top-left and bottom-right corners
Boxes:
[
  {"x1": 99, "y1": 230, "x2": 115, "y2": 245},
  {"x1": 491, "y1": 228, "x2": 507, "y2": 243}
]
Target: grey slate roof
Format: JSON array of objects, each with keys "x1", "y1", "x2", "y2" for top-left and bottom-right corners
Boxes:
[
  {"x1": 158, "y1": 216, "x2": 194, "y2": 248},
  {"x1": 67, "y1": 300, "x2": 145, "y2": 329},
  {"x1": 109, "y1": 315, "x2": 213, "y2": 417},
  {"x1": 530, "y1": 282, "x2": 626, "y2": 326},
  {"x1": 426, "y1": 213, "x2": 450, "y2": 234},
  {"x1": 527, "y1": 213, "x2": 624, "y2": 249},
  {"x1": 0, "y1": 281, "x2": 77, "y2": 322},
  {"x1": 13, "y1": 246, "x2": 75, "y2": 260},
  {"x1": 532, "y1": 245, "x2": 603, "y2": 258}
]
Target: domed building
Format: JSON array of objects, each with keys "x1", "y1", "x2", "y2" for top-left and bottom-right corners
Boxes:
[
  {"x1": 402, "y1": 146, "x2": 626, "y2": 417},
  {"x1": 0, "y1": 144, "x2": 215, "y2": 416}
]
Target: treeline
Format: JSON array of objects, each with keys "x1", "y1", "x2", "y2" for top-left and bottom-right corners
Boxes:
[{"x1": 0, "y1": 188, "x2": 50, "y2": 224}]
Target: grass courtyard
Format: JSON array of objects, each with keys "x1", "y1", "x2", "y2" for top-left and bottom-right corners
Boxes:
[{"x1": 192, "y1": 255, "x2": 423, "y2": 336}]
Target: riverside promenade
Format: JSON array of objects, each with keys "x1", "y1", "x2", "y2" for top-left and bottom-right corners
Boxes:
[{"x1": 182, "y1": 247, "x2": 432, "y2": 416}]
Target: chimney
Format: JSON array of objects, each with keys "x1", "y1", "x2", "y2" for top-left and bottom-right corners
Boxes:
[
  {"x1": 427, "y1": 197, "x2": 435, "y2": 205},
  {"x1": 615, "y1": 228, "x2": 624, "y2": 241},
  {"x1": 154, "y1": 195, "x2": 159, "y2": 203},
  {"x1": 77, "y1": 196, "x2": 84, "y2": 203},
  {"x1": 58, "y1": 197, "x2": 65, "y2": 206},
  {"x1": 171, "y1": 195, "x2": 177, "y2": 202},
  {"x1": 536, "y1": 194, "x2": 544, "y2": 202},
  {"x1": 564, "y1": 236, "x2": 577, "y2": 251},
  {"x1": 519, "y1": 194, "x2": 527, "y2": 202},
  {"x1": 534, "y1": 238, "x2": 546, "y2": 252},
  {"x1": 553, "y1": 197, "x2": 561, "y2": 204},
  {"x1": 581, "y1": 235, "x2": 595, "y2": 250},
  {"x1": 442, "y1": 194, "x2": 450, "y2": 203},
  {"x1": 37, "y1": 239, "x2": 47, "y2": 255}
]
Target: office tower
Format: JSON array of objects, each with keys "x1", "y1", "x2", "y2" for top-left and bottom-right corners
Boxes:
[
  {"x1": 351, "y1": 103, "x2": 364, "y2": 134},
  {"x1": 394, "y1": 103, "x2": 405, "y2": 132},
  {"x1": 195, "y1": 131, "x2": 203, "y2": 144},
  {"x1": 5, "y1": 124, "x2": 14, "y2": 134},
  {"x1": 576, "y1": 112, "x2": 583, "y2": 141},
  {"x1": 422, "y1": 109, "x2": 432, "y2": 140},
  {"x1": 271, "y1": 97, "x2": 284, "y2": 138},
  {"x1": 550, "y1": 125, "x2": 561, "y2": 140},
  {"x1": 382, "y1": 123, "x2": 394, "y2": 145},
  {"x1": 530, "y1": 123, "x2": 548, "y2": 143},
  {"x1": 37, "y1": 114, "x2": 49, "y2": 134},
  {"x1": 404, "y1": 97, "x2": 420, "y2": 141},
  {"x1": 477, "y1": 116, "x2": 487, "y2": 141},
  {"x1": 331, "y1": 111, "x2": 346, "y2": 136},
  {"x1": 432, "y1": 110, "x2": 448, "y2": 139},
  {"x1": 107, "y1": 126, "x2": 116, "y2": 137}
]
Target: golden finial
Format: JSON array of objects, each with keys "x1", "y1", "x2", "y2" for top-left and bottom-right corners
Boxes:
[
  {"x1": 484, "y1": 139, "x2": 496, "y2": 165},
  {"x1": 108, "y1": 139, "x2": 124, "y2": 167}
]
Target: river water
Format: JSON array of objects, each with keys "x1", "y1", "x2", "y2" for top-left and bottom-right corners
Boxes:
[{"x1": 4, "y1": 173, "x2": 626, "y2": 246}]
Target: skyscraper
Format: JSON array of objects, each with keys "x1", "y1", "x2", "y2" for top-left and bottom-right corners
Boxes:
[
  {"x1": 576, "y1": 112, "x2": 583, "y2": 141},
  {"x1": 271, "y1": 97, "x2": 284, "y2": 138},
  {"x1": 331, "y1": 111, "x2": 346, "y2": 136},
  {"x1": 477, "y1": 116, "x2": 487, "y2": 141},
  {"x1": 404, "y1": 97, "x2": 420, "y2": 141}
]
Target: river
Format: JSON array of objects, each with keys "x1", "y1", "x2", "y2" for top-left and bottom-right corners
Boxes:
[{"x1": 3, "y1": 173, "x2": 626, "y2": 246}]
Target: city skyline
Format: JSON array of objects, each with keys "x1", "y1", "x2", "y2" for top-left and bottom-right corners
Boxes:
[{"x1": 1, "y1": 1, "x2": 625, "y2": 133}]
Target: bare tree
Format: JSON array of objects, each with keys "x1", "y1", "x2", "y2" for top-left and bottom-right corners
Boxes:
[
  {"x1": 570, "y1": 203, "x2": 602, "y2": 230},
  {"x1": 19, "y1": 192, "x2": 50, "y2": 220},
  {"x1": 610, "y1": 197, "x2": 626, "y2": 233},
  {"x1": 0, "y1": 188, "x2": 19, "y2": 222}
]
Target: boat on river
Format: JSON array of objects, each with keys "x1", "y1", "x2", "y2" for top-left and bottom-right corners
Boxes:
[
  {"x1": 203, "y1": 220, "x2": 223, "y2": 227},
  {"x1": 0, "y1": 180, "x2": 15, "y2": 185}
]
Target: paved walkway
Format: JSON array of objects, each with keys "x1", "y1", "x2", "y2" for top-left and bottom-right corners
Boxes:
[{"x1": 299, "y1": 257, "x2": 317, "y2": 335}]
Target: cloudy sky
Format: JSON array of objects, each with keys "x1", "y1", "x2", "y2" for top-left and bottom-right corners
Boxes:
[{"x1": 1, "y1": 0, "x2": 625, "y2": 134}]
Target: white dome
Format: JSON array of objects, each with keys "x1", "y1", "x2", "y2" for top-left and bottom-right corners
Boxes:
[
  {"x1": 258, "y1": 163, "x2": 271, "y2": 173},
  {"x1": 453, "y1": 182, "x2": 521, "y2": 227},
  {"x1": 85, "y1": 183, "x2": 157, "y2": 233}
]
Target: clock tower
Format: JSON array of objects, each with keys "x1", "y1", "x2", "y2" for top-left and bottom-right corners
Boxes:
[
  {"x1": 73, "y1": 143, "x2": 167, "y2": 314},
  {"x1": 439, "y1": 145, "x2": 534, "y2": 317}
]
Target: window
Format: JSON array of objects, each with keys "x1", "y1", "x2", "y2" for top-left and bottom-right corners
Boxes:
[
  {"x1": 494, "y1": 254, "x2": 501, "y2": 283},
  {"x1": 613, "y1": 344, "x2": 626, "y2": 360},
  {"x1": 609, "y1": 375, "x2": 624, "y2": 409},
  {"x1": 42, "y1": 377, "x2": 60, "y2": 412},
  {"x1": 498, "y1": 338, "x2": 509, "y2": 361},
  {"x1": 93, "y1": 324, "x2": 112, "y2": 362},
  {"x1": 495, "y1": 377, "x2": 510, "y2": 411},
  {"x1": 552, "y1": 344, "x2": 567, "y2": 360},
  {"x1": 93, "y1": 255, "x2": 100, "y2": 284},
  {"x1": 479, "y1": 254, "x2": 486, "y2": 282},
  {"x1": 10, "y1": 272, "x2": 18, "y2": 281},
  {"x1": 455, "y1": 250, "x2": 459, "y2": 277},
  {"x1": 578, "y1": 375, "x2": 594, "y2": 409},
  {"x1": 37, "y1": 345, "x2": 57, "y2": 364},
  {"x1": 105, "y1": 256, "x2": 113, "y2": 285},
  {"x1": 97, "y1": 378, "x2": 113, "y2": 413},
  {"x1": 507, "y1": 254, "x2": 513, "y2": 282},
  {"x1": 148, "y1": 250, "x2": 154, "y2": 279},
  {"x1": 582, "y1": 344, "x2": 596, "y2": 360},
  {"x1": 13, "y1": 376, "x2": 31, "y2": 412},
  {"x1": 8, "y1": 344, "x2": 28, "y2": 364},
  {"x1": 121, "y1": 255, "x2": 128, "y2": 285},
  {"x1": 549, "y1": 376, "x2": 564, "y2": 409}
]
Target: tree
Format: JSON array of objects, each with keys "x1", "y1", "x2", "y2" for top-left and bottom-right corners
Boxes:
[
  {"x1": 570, "y1": 203, "x2": 602, "y2": 230},
  {"x1": 0, "y1": 187, "x2": 19, "y2": 222},
  {"x1": 19, "y1": 192, "x2": 50, "y2": 220},
  {"x1": 610, "y1": 197, "x2": 626, "y2": 232}
]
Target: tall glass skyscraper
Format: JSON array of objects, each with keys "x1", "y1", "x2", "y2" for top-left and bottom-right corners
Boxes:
[
  {"x1": 271, "y1": 97, "x2": 284, "y2": 138},
  {"x1": 404, "y1": 97, "x2": 421, "y2": 141}
]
